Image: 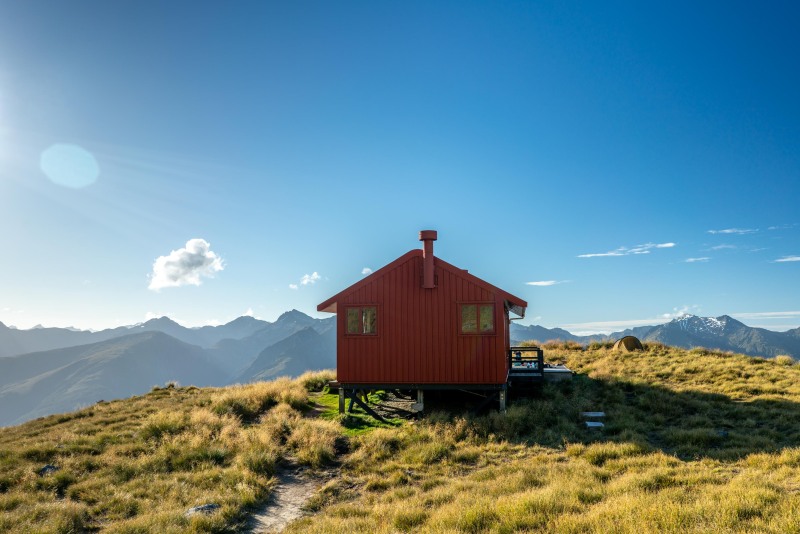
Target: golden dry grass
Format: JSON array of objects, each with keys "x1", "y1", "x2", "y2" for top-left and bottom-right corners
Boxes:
[
  {"x1": 0, "y1": 376, "x2": 338, "y2": 533},
  {"x1": 286, "y1": 345, "x2": 800, "y2": 533},
  {"x1": 4, "y1": 346, "x2": 800, "y2": 533}
]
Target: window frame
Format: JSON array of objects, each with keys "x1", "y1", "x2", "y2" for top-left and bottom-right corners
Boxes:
[
  {"x1": 344, "y1": 305, "x2": 379, "y2": 336},
  {"x1": 459, "y1": 302, "x2": 496, "y2": 335}
]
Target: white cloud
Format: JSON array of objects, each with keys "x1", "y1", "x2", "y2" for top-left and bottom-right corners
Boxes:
[
  {"x1": 578, "y1": 250, "x2": 627, "y2": 258},
  {"x1": 730, "y1": 311, "x2": 800, "y2": 330},
  {"x1": 710, "y1": 244, "x2": 736, "y2": 250},
  {"x1": 660, "y1": 305, "x2": 701, "y2": 320},
  {"x1": 561, "y1": 305, "x2": 700, "y2": 334},
  {"x1": 301, "y1": 272, "x2": 321, "y2": 285},
  {"x1": 362, "y1": 267, "x2": 373, "y2": 275},
  {"x1": 526, "y1": 280, "x2": 568, "y2": 286},
  {"x1": 148, "y1": 238, "x2": 224, "y2": 291},
  {"x1": 768, "y1": 224, "x2": 796, "y2": 231},
  {"x1": 707, "y1": 228, "x2": 758, "y2": 235},
  {"x1": 289, "y1": 271, "x2": 320, "y2": 290},
  {"x1": 205, "y1": 319, "x2": 223, "y2": 326},
  {"x1": 684, "y1": 257, "x2": 710, "y2": 263},
  {"x1": 731, "y1": 311, "x2": 800, "y2": 320},
  {"x1": 244, "y1": 308, "x2": 254, "y2": 317},
  {"x1": 775, "y1": 256, "x2": 800, "y2": 263},
  {"x1": 560, "y1": 318, "x2": 665, "y2": 334},
  {"x1": 578, "y1": 242, "x2": 675, "y2": 258}
]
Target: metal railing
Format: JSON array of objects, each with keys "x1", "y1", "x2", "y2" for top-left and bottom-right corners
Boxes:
[{"x1": 508, "y1": 346, "x2": 544, "y2": 372}]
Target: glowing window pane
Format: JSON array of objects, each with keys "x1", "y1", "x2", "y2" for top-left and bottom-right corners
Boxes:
[
  {"x1": 363, "y1": 307, "x2": 377, "y2": 334},
  {"x1": 347, "y1": 308, "x2": 361, "y2": 334},
  {"x1": 479, "y1": 305, "x2": 494, "y2": 332},
  {"x1": 461, "y1": 305, "x2": 477, "y2": 333}
]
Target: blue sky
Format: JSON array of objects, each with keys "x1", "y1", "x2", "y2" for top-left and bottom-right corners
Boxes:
[{"x1": 0, "y1": 1, "x2": 798, "y2": 333}]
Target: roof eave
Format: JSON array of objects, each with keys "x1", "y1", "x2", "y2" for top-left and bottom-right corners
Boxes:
[
  {"x1": 316, "y1": 250, "x2": 528, "y2": 319},
  {"x1": 316, "y1": 250, "x2": 421, "y2": 314}
]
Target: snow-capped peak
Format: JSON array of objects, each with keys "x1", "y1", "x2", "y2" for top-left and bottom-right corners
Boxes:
[{"x1": 671, "y1": 314, "x2": 730, "y2": 335}]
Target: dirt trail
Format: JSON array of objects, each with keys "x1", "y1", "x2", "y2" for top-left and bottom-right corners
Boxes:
[
  {"x1": 247, "y1": 466, "x2": 328, "y2": 533},
  {"x1": 247, "y1": 392, "x2": 414, "y2": 533}
]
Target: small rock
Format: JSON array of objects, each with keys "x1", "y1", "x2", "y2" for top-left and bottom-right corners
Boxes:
[
  {"x1": 185, "y1": 503, "x2": 221, "y2": 517},
  {"x1": 38, "y1": 464, "x2": 59, "y2": 476}
]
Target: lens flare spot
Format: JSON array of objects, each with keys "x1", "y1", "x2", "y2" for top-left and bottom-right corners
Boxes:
[{"x1": 40, "y1": 144, "x2": 99, "y2": 188}]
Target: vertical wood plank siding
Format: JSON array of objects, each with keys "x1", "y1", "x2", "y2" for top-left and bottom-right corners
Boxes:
[{"x1": 337, "y1": 254, "x2": 510, "y2": 385}]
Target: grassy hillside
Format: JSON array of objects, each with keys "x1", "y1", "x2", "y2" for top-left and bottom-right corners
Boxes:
[
  {"x1": 2, "y1": 344, "x2": 800, "y2": 532},
  {"x1": 0, "y1": 372, "x2": 339, "y2": 533}
]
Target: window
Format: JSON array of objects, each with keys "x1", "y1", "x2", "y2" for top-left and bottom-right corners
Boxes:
[
  {"x1": 346, "y1": 306, "x2": 377, "y2": 335},
  {"x1": 461, "y1": 303, "x2": 494, "y2": 334}
]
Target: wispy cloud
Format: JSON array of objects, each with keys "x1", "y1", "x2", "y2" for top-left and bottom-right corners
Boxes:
[
  {"x1": 709, "y1": 244, "x2": 736, "y2": 250},
  {"x1": 526, "y1": 280, "x2": 569, "y2": 286},
  {"x1": 730, "y1": 311, "x2": 800, "y2": 330},
  {"x1": 560, "y1": 305, "x2": 700, "y2": 334},
  {"x1": 148, "y1": 238, "x2": 224, "y2": 291},
  {"x1": 660, "y1": 305, "x2": 701, "y2": 320},
  {"x1": 577, "y1": 250, "x2": 626, "y2": 258},
  {"x1": 560, "y1": 318, "x2": 664, "y2": 335},
  {"x1": 289, "y1": 271, "x2": 321, "y2": 290},
  {"x1": 361, "y1": 267, "x2": 373, "y2": 275},
  {"x1": 707, "y1": 228, "x2": 758, "y2": 235},
  {"x1": 774, "y1": 256, "x2": 800, "y2": 263},
  {"x1": 578, "y1": 242, "x2": 675, "y2": 258},
  {"x1": 684, "y1": 257, "x2": 710, "y2": 263},
  {"x1": 731, "y1": 311, "x2": 800, "y2": 320},
  {"x1": 768, "y1": 223, "x2": 797, "y2": 231}
]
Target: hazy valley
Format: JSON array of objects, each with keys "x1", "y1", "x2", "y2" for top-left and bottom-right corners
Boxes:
[
  {"x1": 0, "y1": 311, "x2": 335, "y2": 427},
  {"x1": 1, "y1": 311, "x2": 798, "y2": 428}
]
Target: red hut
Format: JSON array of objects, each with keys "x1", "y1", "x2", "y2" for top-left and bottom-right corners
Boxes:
[{"x1": 317, "y1": 230, "x2": 534, "y2": 412}]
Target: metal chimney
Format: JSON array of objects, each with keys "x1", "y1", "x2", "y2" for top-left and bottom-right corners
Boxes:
[{"x1": 419, "y1": 230, "x2": 437, "y2": 288}]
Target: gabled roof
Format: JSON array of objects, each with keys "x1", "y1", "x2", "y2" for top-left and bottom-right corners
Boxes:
[{"x1": 317, "y1": 249, "x2": 527, "y2": 318}]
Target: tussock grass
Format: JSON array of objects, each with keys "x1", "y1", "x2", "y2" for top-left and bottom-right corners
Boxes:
[
  {"x1": 298, "y1": 369, "x2": 337, "y2": 392},
  {"x1": 288, "y1": 419, "x2": 342, "y2": 467},
  {"x1": 5, "y1": 346, "x2": 800, "y2": 532},
  {"x1": 0, "y1": 376, "x2": 344, "y2": 532},
  {"x1": 211, "y1": 378, "x2": 308, "y2": 420},
  {"x1": 285, "y1": 345, "x2": 800, "y2": 533}
]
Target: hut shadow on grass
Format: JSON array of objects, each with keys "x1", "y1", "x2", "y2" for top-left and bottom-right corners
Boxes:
[{"x1": 416, "y1": 375, "x2": 800, "y2": 462}]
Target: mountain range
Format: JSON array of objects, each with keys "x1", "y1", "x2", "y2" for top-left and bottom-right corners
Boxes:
[
  {"x1": 0, "y1": 311, "x2": 335, "y2": 426},
  {"x1": 1, "y1": 311, "x2": 797, "y2": 427},
  {"x1": 510, "y1": 314, "x2": 800, "y2": 359}
]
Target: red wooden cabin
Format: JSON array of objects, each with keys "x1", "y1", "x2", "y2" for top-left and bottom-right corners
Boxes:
[{"x1": 317, "y1": 230, "x2": 528, "y2": 412}]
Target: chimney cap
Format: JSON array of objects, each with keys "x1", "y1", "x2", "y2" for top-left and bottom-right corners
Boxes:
[{"x1": 419, "y1": 230, "x2": 438, "y2": 241}]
